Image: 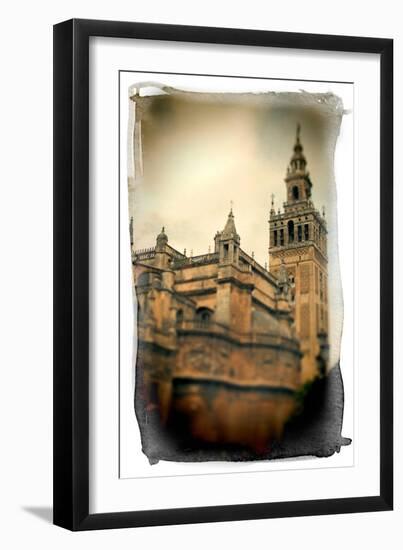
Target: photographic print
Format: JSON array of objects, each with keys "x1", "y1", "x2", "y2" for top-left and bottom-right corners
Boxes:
[
  {"x1": 54, "y1": 20, "x2": 392, "y2": 529},
  {"x1": 127, "y1": 78, "x2": 352, "y2": 465}
]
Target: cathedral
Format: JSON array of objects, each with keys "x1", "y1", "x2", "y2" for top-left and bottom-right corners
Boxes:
[{"x1": 132, "y1": 125, "x2": 329, "y2": 459}]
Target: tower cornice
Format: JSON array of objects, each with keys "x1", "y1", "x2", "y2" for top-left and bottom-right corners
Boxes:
[{"x1": 269, "y1": 240, "x2": 328, "y2": 263}]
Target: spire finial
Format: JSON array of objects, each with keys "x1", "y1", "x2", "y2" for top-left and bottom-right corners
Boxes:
[
  {"x1": 322, "y1": 206, "x2": 326, "y2": 218},
  {"x1": 270, "y1": 194, "x2": 276, "y2": 217},
  {"x1": 129, "y1": 216, "x2": 133, "y2": 246},
  {"x1": 296, "y1": 122, "x2": 301, "y2": 143},
  {"x1": 230, "y1": 200, "x2": 234, "y2": 215}
]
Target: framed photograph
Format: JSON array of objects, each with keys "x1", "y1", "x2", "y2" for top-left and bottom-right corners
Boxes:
[{"x1": 53, "y1": 19, "x2": 393, "y2": 530}]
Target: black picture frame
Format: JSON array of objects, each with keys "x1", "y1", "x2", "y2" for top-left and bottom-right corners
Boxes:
[{"x1": 53, "y1": 18, "x2": 393, "y2": 531}]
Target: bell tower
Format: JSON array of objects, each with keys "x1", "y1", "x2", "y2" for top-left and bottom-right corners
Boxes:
[{"x1": 269, "y1": 124, "x2": 328, "y2": 382}]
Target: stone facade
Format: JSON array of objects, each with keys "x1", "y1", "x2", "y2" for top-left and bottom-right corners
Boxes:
[
  {"x1": 132, "y1": 124, "x2": 329, "y2": 458},
  {"x1": 133, "y1": 212, "x2": 302, "y2": 455}
]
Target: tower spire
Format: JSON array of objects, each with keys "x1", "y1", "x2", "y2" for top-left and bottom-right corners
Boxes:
[
  {"x1": 221, "y1": 207, "x2": 239, "y2": 242},
  {"x1": 284, "y1": 123, "x2": 312, "y2": 204},
  {"x1": 270, "y1": 193, "x2": 276, "y2": 218},
  {"x1": 296, "y1": 122, "x2": 301, "y2": 144},
  {"x1": 129, "y1": 216, "x2": 134, "y2": 246},
  {"x1": 215, "y1": 207, "x2": 241, "y2": 265},
  {"x1": 156, "y1": 226, "x2": 168, "y2": 250},
  {"x1": 290, "y1": 122, "x2": 306, "y2": 173}
]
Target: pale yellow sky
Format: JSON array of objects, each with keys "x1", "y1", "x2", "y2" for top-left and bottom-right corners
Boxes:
[{"x1": 129, "y1": 89, "x2": 342, "y2": 268}]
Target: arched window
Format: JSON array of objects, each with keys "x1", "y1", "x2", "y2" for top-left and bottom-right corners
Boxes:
[
  {"x1": 292, "y1": 186, "x2": 299, "y2": 200},
  {"x1": 196, "y1": 307, "x2": 213, "y2": 326},
  {"x1": 287, "y1": 220, "x2": 294, "y2": 243}
]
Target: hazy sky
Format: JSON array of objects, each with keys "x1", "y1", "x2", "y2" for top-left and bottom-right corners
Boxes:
[{"x1": 129, "y1": 87, "x2": 342, "y2": 268}]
